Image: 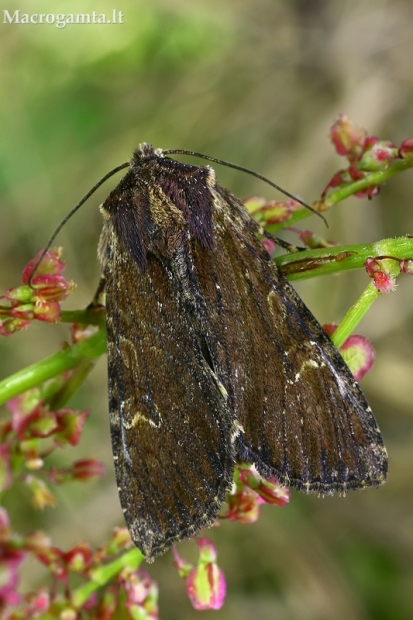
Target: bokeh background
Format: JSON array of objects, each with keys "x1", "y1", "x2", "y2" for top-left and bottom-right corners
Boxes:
[{"x1": 1, "y1": 1, "x2": 413, "y2": 618}]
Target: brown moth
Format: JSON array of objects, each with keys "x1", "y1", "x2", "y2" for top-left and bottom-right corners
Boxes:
[{"x1": 97, "y1": 143, "x2": 387, "y2": 562}]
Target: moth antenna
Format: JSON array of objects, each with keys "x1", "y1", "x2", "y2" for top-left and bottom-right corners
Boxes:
[
  {"x1": 28, "y1": 162, "x2": 130, "y2": 286},
  {"x1": 164, "y1": 149, "x2": 327, "y2": 225}
]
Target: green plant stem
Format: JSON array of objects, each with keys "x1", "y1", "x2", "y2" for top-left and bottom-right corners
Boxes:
[
  {"x1": 60, "y1": 308, "x2": 106, "y2": 326},
  {"x1": 276, "y1": 235, "x2": 413, "y2": 280},
  {"x1": 268, "y1": 159, "x2": 413, "y2": 231},
  {"x1": 71, "y1": 548, "x2": 144, "y2": 608},
  {"x1": 0, "y1": 328, "x2": 107, "y2": 406},
  {"x1": 320, "y1": 159, "x2": 413, "y2": 208},
  {"x1": 331, "y1": 283, "x2": 381, "y2": 348}
]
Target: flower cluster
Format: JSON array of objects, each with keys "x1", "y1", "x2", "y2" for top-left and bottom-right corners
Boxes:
[
  {"x1": 324, "y1": 115, "x2": 413, "y2": 199},
  {"x1": 0, "y1": 382, "x2": 101, "y2": 505},
  {"x1": 0, "y1": 519, "x2": 157, "y2": 619},
  {"x1": 223, "y1": 465, "x2": 290, "y2": 524},
  {"x1": 0, "y1": 377, "x2": 156, "y2": 619},
  {"x1": 0, "y1": 249, "x2": 74, "y2": 335},
  {"x1": 245, "y1": 196, "x2": 302, "y2": 227}
]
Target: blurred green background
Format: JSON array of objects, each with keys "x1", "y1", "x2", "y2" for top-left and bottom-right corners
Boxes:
[{"x1": 1, "y1": 1, "x2": 413, "y2": 618}]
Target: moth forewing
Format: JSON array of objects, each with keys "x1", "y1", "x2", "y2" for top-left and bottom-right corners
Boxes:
[{"x1": 97, "y1": 143, "x2": 387, "y2": 560}]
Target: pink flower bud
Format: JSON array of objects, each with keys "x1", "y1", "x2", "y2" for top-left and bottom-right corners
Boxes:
[
  {"x1": 398, "y1": 138, "x2": 413, "y2": 159},
  {"x1": 358, "y1": 139, "x2": 396, "y2": 171},
  {"x1": 0, "y1": 315, "x2": 31, "y2": 335},
  {"x1": 63, "y1": 543, "x2": 93, "y2": 572},
  {"x1": 226, "y1": 486, "x2": 262, "y2": 524},
  {"x1": 261, "y1": 237, "x2": 276, "y2": 255},
  {"x1": 365, "y1": 258, "x2": 397, "y2": 293},
  {"x1": 107, "y1": 527, "x2": 133, "y2": 552},
  {"x1": 339, "y1": 335, "x2": 375, "y2": 381},
  {"x1": 30, "y1": 589, "x2": 50, "y2": 612},
  {"x1": 172, "y1": 547, "x2": 193, "y2": 578},
  {"x1": 22, "y1": 248, "x2": 66, "y2": 283},
  {"x1": 0, "y1": 547, "x2": 25, "y2": 606},
  {"x1": 260, "y1": 200, "x2": 292, "y2": 224},
  {"x1": 400, "y1": 259, "x2": 413, "y2": 275},
  {"x1": 5, "y1": 285, "x2": 33, "y2": 303},
  {"x1": 299, "y1": 230, "x2": 336, "y2": 249},
  {"x1": 7, "y1": 389, "x2": 42, "y2": 418},
  {"x1": 186, "y1": 539, "x2": 226, "y2": 611},
  {"x1": 239, "y1": 468, "x2": 290, "y2": 506},
  {"x1": 54, "y1": 408, "x2": 91, "y2": 447},
  {"x1": 330, "y1": 115, "x2": 367, "y2": 160},
  {"x1": 243, "y1": 196, "x2": 267, "y2": 215},
  {"x1": 34, "y1": 298, "x2": 62, "y2": 323},
  {"x1": 12, "y1": 403, "x2": 58, "y2": 440},
  {"x1": 324, "y1": 324, "x2": 375, "y2": 380},
  {"x1": 120, "y1": 568, "x2": 159, "y2": 620},
  {"x1": 71, "y1": 459, "x2": 106, "y2": 481},
  {"x1": 25, "y1": 475, "x2": 56, "y2": 510}
]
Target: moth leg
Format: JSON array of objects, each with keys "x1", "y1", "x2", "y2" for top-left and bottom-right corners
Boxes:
[
  {"x1": 262, "y1": 229, "x2": 302, "y2": 254},
  {"x1": 87, "y1": 276, "x2": 106, "y2": 309}
]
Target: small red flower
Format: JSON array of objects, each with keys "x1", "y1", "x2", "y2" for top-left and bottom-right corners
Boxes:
[
  {"x1": 365, "y1": 257, "x2": 397, "y2": 293},
  {"x1": 298, "y1": 230, "x2": 336, "y2": 249},
  {"x1": 245, "y1": 196, "x2": 300, "y2": 225},
  {"x1": 224, "y1": 466, "x2": 289, "y2": 524},
  {"x1": 54, "y1": 408, "x2": 91, "y2": 447},
  {"x1": 358, "y1": 138, "x2": 397, "y2": 171},
  {"x1": 71, "y1": 459, "x2": 106, "y2": 482},
  {"x1": 340, "y1": 335, "x2": 375, "y2": 381},
  {"x1": 398, "y1": 137, "x2": 413, "y2": 159},
  {"x1": 261, "y1": 237, "x2": 276, "y2": 255},
  {"x1": 29, "y1": 589, "x2": 50, "y2": 612},
  {"x1": 226, "y1": 486, "x2": 262, "y2": 524},
  {"x1": 238, "y1": 468, "x2": 290, "y2": 506},
  {"x1": 324, "y1": 324, "x2": 375, "y2": 380},
  {"x1": 185, "y1": 539, "x2": 226, "y2": 611},
  {"x1": 63, "y1": 542, "x2": 93, "y2": 573},
  {"x1": 25, "y1": 475, "x2": 56, "y2": 510},
  {"x1": 0, "y1": 551, "x2": 25, "y2": 606},
  {"x1": 399, "y1": 259, "x2": 413, "y2": 275},
  {"x1": 330, "y1": 115, "x2": 367, "y2": 160},
  {"x1": 119, "y1": 568, "x2": 159, "y2": 620}
]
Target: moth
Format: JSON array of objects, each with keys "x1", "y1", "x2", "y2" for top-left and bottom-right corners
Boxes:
[{"x1": 97, "y1": 143, "x2": 387, "y2": 562}]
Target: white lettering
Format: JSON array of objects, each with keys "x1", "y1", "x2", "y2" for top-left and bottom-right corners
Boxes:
[
  {"x1": 3, "y1": 10, "x2": 20, "y2": 24},
  {"x1": 2, "y1": 10, "x2": 125, "y2": 27},
  {"x1": 77, "y1": 13, "x2": 90, "y2": 24},
  {"x1": 56, "y1": 13, "x2": 66, "y2": 29}
]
